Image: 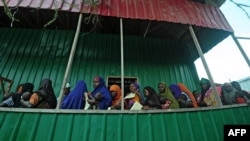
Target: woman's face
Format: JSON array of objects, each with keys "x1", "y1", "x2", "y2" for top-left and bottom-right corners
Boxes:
[
  {"x1": 110, "y1": 90, "x2": 117, "y2": 98},
  {"x1": 201, "y1": 83, "x2": 208, "y2": 90},
  {"x1": 93, "y1": 79, "x2": 100, "y2": 89},
  {"x1": 129, "y1": 83, "x2": 137, "y2": 92},
  {"x1": 143, "y1": 89, "x2": 149, "y2": 97},
  {"x1": 158, "y1": 83, "x2": 165, "y2": 93},
  {"x1": 224, "y1": 83, "x2": 233, "y2": 92}
]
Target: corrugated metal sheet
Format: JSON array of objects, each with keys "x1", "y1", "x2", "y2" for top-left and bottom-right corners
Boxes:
[
  {"x1": 0, "y1": 105, "x2": 250, "y2": 141},
  {"x1": 0, "y1": 0, "x2": 233, "y2": 32},
  {"x1": 0, "y1": 27, "x2": 200, "y2": 98},
  {"x1": 0, "y1": 28, "x2": 249, "y2": 141}
]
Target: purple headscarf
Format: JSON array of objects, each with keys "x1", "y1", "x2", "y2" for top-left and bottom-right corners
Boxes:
[{"x1": 169, "y1": 84, "x2": 181, "y2": 99}]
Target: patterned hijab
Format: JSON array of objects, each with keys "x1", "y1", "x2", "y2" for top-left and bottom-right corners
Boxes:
[{"x1": 62, "y1": 80, "x2": 88, "y2": 109}]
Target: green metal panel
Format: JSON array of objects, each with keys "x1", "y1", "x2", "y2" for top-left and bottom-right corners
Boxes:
[
  {"x1": 0, "y1": 106, "x2": 250, "y2": 141},
  {"x1": 0, "y1": 28, "x2": 200, "y2": 99}
]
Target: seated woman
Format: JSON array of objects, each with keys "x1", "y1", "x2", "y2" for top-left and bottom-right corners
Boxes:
[
  {"x1": 124, "y1": 82, "x2": 143, "y2": 109},
  {"x1": 109, "y1": 84, "x2": 128, "y2": 110},
  {"x1": 61, "y1": 80, "x2": 88, "y2": 109},
  {"x1": 177, "y1": 83, "x2": 199, "y2": 108},
  {"x1": 221, "y1": 82, "x2": 237, "y2": 105},
  {"x1": 157, "y1": 82, "x2": 179, "y2": 109},
  {"x1": 87, "y1": 76, "x2": 112, "y2": 110},
  {"x1": 21, "y1": 78, "x2": 57, "y2": 109},
  {"x1": 0, "y1": 83, "x2": 34, "y2": 107},
  {"x1": 231, "y1": 81, "x2": 250, "y2": 103},
  {"x1": 142, "y1": 86, "x2": 161, "y2": 110},
  {"x1": 196, "y1": 78, "x2": 221, "y2": 107},
  {"x1": 177, "y1": 93, "x2": 193, "y2": 108}
]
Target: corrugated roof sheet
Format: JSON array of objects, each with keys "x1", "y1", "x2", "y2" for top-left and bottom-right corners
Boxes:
[{"x1": 0, "y1": 0, "x2": 233, "y2": 32}]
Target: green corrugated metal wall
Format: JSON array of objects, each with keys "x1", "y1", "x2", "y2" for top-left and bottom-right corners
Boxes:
[
  {"x1": 1, "y1": 28, "x2": 250, "y2": 141},
  {"x1": 0, "y1": 28, "x2": 200, "y2": 98},
  {"x1": 0, "y1": 106, "x2": 250, "y2": 141}
]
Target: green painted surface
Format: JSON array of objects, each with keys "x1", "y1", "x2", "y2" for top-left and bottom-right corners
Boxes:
[
  {"x1": 0, "y1": 106, "x2": 250, "y2": 141},
  {"x1": 0, "y1": 28, "x2": 200, "y2": 99},
  {"x1": 0, "y1": 28, "x2": 249, "y2": 141}
]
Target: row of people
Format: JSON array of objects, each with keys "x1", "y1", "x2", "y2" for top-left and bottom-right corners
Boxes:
[
  {"x1": 61, "y1": 77, "x2": 199, "y2": 110},
  {"x1": 196, "y1": 78, "x2": 250, "y2": 107},
  {"x1": 0, "y1": 78, "x2": 57, "y2": 108},
  {"x1": 1, "y1": 76, "x2": 249, "y2": 110}
]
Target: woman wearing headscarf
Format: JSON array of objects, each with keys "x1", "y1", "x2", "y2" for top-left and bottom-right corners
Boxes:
[
  {"x1": 21, "y1": 78, "x2": 57, "y2": 108},
  {"x1": 142, "y1": 86, "x2": 161, "y2": 110},
  {"x1": 231, "y1": 81, "x2": 250, "y2": 103},
  {"x1": 158, "y1": 82, "x2": 179, "y2": 109},
  {"x1": 125, "y1": 82, "x2": 143, "y2": 109},
  {"x1": 221, "y1": 82, "x2": 236, "y2": 105},
  {"x1": 0, "y1": 83, "x2": 34, "y2": 107},
  {"x1": 197, "y1": 78, "x2": 210, "y2": 107},
  {"x1": 169, "y1": 84, "x2": 182, "y2": 100},
  {"x1": 109, "y1": 84, "x2": 128, "y2": 110},
  {"x1": 197, "y1": 78, "x2": 221, "y2": 107},
  {"x1": 88, "y1": 76, "x2": 112, "y2": 110},
  {"x1": 61, "y1": 80, "x2": 88, "y2": 109},
  {"x1": 177, "y1": 83, "x2": 199, "y2": 108}
]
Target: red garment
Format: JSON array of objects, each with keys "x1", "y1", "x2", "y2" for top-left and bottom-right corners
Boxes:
[{"x1": 236, "y1": 98, "x2": 246, "y2": 104}]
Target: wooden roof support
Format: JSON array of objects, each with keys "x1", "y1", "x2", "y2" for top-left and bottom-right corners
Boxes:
[
  {"x1": 56, "y1": 13, "x2": 83, "y2": 109},
  {"x1": 231, "y1": 33, "x2": 250, "y2": 69},
  {"x1": 188, "y1": 25, "x2": 223, "y2": 107},
  {"x1": 120, "y1": 18, "x2": 125, "y2": 110}
]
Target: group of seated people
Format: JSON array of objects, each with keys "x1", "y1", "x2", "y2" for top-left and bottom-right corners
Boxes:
[
  {"x1": 0, "y1": 76, "x2": 249, "y2": 110},
  {"x1": 196, "y1": 78, "x2": 250, "y2": 107},
  {"x1": 0, "y1": 78, "x2": 57, "y2": 108}
]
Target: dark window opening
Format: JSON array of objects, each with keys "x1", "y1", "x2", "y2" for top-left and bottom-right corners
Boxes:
[{"x1": 107, "y1": 76, "x2": 138, "y2": 95}]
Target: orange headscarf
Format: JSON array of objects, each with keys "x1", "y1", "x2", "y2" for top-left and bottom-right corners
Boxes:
[
  {"x1": 177, "y1": 83, "x2": 199, "y2": 108},
  {"x1": 109, "y1": 84, "x2": 122, "y2": 105}
]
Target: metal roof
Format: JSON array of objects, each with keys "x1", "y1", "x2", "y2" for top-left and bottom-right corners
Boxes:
[{"x1": 0, "y1": 0, "x2": 233, "y2": 32}]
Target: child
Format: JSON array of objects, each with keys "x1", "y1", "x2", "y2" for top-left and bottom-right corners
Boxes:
[
  {"x1": 87, "y1": 92, "x2": 102, "y2": 109},
  {"x1": 235, "y1": 91, "x2": 246, "y2": 104},
  {"x1": 159, "y1": 95, "x2": 171, "y2": 109}
]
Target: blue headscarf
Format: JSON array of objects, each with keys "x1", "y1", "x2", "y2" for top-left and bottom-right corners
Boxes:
[
  {"x1": 91, "y1": 76, "x2": 112, "y2": 109},
  {"x1": 62, "y1": 80, "x2": 88, "y2": 109},
  {"x1": 169, "y1": 84, "x2": 181, "y2": 99}
]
